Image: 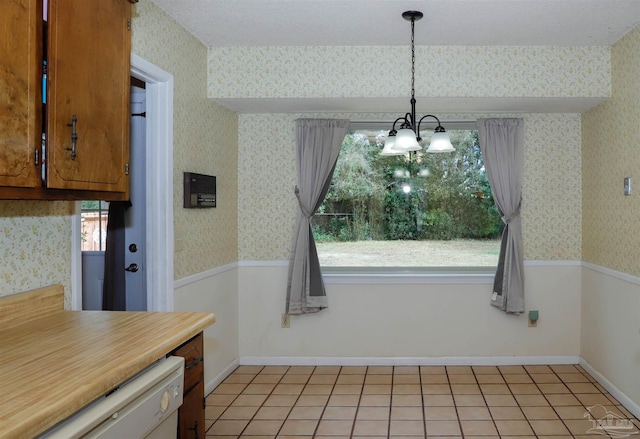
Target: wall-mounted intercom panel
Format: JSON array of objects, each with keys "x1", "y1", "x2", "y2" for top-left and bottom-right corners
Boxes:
[{"x1": 183, "y1": 172, "x2": 216, "y2": 208}]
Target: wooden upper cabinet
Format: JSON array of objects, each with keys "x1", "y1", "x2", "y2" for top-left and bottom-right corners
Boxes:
[
  {"x1": 47, "y1": 0, "x2": 131, "y2": 194},
  {"x1": 0, "y1": 0, "x2": 41, "y2": 188}
]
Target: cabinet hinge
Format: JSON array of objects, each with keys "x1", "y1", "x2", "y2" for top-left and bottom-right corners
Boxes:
[
  {"x1": 127, "y1": 19, "x2": 131, "y2": 31},
  {"x1": 125, "y1": 163, "x2": 129, "y2": 175},
  {"x1": 34, "y1": 149, "x2": 39, "y2": 166}
]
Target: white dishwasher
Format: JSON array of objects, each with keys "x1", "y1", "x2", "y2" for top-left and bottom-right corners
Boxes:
[{"x1": 39, "y1": 356, "x2": 184, "y2": 439}]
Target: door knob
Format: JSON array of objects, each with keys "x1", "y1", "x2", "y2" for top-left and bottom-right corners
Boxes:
[{"x1": 125, "y1": 263, "x2": 139, "y2": 272}]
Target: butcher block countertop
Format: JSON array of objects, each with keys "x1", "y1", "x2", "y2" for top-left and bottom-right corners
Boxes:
[{"x1": 0, "y1": 285, "x2": 215, "y2": 439}]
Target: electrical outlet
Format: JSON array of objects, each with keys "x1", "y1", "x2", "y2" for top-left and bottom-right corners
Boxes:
[
  {"x1": 281, "y1": 313, "x2": 290, "y2": 328},
  {"x1": 624, "y1": 177, "x2": 632, "y2": 196}
]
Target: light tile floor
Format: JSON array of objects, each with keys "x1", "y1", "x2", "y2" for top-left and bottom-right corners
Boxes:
[{"x1": 204, "y1": 364, "x2": 640, "y2": 438}]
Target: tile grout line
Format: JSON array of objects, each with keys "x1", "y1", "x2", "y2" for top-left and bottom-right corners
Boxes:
[
  {"x1": 206, "y1": 365, "x2": 264, "y2": 435},
  {"x1": 203, "y1": 364, "x2": 640, "y2": 438},
  {"x1": 446, "y1": 366, "x2": 466, "y2": 438},
  {"x1": 309, "y1": 364, "x2": 333, "y2": 438},
  {"x1": 384, "y1": 366, "x2": 392, "y2": 439},
  {"x1": 418, "y1": 366, "x2": 427, "y2": 439},
  {"x1": 559, "y1": 365, "x2": 629, "y2": 436},
  {"x1": 531, "y1": 365, "x2": 580, "y2": 436},
  {"x1": 473, "y1": 365, "x2": 502, "y2": 438},
  {"x1": 240, "y1": 365, "x2": 289, "y2": 438},
  {"x1": 522, "y1": 365, "x2": 561, "y2": 437},
  {"x1": 270, "y1": 365, "x2": 313, "y2": 438},
  {"x1": 318, "y1": 365, "x2": 356, "y2": 439}
]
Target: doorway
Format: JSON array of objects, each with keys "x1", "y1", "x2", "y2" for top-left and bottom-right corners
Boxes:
[
  {"x1": 71, "y1": 54, "x2": 174, "y2": 312},
  {"x1": 79, "y1": 82, "x2": 147, "y2": 311}
]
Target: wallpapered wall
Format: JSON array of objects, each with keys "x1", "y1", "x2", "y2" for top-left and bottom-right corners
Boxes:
[
  {"x1": 238, "y1": 112, "x2": 582, "y2": 262},
  {"x1": 132, "y1": 1, "x2": 238, "y2": 279},
  {"x1": 582, "y1": 25, "x2": 640, "y2": 277},
  {"x1": 217, "y1": 40, "x2": 594, "y2": 263},
  {"x1": 209, "y1": 46, "x2": 610, "y2": 100},
  {"x1": 0, "y1": 201, "x2": 73, "y2": 300}
]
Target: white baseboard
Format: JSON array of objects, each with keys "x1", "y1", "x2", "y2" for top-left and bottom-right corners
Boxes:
[
  {"x1": 239, "y1": 355, "x2": 580, "y2": 367},
  {"x1": 205, "y1": 358, "x2": 240, "y2": 395},
  {"x1": 579, "y1": 358, "x2": 640, "y2": 420}
]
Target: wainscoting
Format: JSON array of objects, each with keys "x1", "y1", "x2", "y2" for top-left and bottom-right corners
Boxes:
[{"x1": 190, "y1": 260, "x2": 639, "y2": 420}]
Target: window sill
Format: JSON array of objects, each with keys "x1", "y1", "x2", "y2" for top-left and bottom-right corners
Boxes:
[{"x1": 321, "y1": 267, "x2": 496, "y2": 285}]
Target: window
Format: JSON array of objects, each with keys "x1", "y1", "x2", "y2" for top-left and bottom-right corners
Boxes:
[
  {"x1": 312, "y1": 121, "x2": 503, "y2": 268},
  {"x1": 80, "y1": 201, "x2": 109, "y2": 251}
]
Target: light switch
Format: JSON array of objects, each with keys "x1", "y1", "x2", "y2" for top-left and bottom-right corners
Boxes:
[{"x1": 624, "y1": 177, "x2": 631, "y2": 196}]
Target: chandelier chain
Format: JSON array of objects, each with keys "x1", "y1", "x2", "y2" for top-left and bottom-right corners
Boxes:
[
  {"x1": 410, "y1": 17, "x2": 416, "y2": 102},
  {"x1": 379, "y1": 10, "x2": 455, "y2": 155}
]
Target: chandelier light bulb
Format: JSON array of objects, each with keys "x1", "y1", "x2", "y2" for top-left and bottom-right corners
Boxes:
[
  {"x1": 392, "y1": 128, "x2": 421, "y2": 152},
  {"x1": 426, "y1": 130, "x2": 455, "y2": 153},
  {"x1": 381, "y1": 133, "x2": 405, "y2": 155}
]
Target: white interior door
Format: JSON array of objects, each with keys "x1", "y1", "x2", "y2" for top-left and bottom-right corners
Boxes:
[{"x1": 124, "y1": 85, "x2": 147, "y2": 310}]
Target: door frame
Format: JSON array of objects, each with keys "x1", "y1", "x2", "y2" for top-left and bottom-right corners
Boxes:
[{"x1": 71, "y1": 54, "x2": 174, "y2": 311}]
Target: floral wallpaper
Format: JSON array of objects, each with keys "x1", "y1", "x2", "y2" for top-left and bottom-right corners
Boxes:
[
  {"x1": 0, "y1": 201, "x2": 73, "y2": 303},
  {"x1": 209, "y1": 46, "x2": 610, "y2": 100},
  {"x1": 238, "y1": 112, "x2": 582, "y2": 262},
  {"x1": 237, "y1": 114, "x2": 298, "y2": 261},
  {"x1": 220, "y1": 39, "x2": 596, "y2": 263},
  {"x1": 132, "y1": 1, "x2": 239, "y2": 279},
  {"x1": 522, "y1": 113, "x2": 582, "y2": 260},
  {"x1": 582, "y1": 25, "x2": 640, "y2": 277},
  {"x1": 0, "y1": 0, "x2": 631, "y2": 307}
]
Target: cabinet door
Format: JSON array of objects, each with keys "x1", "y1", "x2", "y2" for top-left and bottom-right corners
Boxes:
[
  {"x1": 179, "y1": 381, "x2": 206, "y2": 439},
  {"x1": 0, "y1": 0, "x2": 41, "y2": 188},
  {"x1": 173, "y1": 333, "x2": 204, "y2": 393},
  {"x1": 47, "y1": 0, "x2": 130, "y2": 194},
  {"x1": 172, "y1": 333, "x2": 205, "y2": 439}
]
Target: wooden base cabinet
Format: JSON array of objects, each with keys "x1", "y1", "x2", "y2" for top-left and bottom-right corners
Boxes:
[
  {"x1": 179, "y1": 381, "x2": 205, "y2": 439},
  {"x1": 171, "y1": 332, "x2": 205, "y2": 439}
]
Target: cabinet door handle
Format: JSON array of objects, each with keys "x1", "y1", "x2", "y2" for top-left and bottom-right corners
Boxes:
[
  {"x1": 185, "y1": 357, "x2": 203, "y2": 370},
  {"x1": 66, "y1": 115, "x2": 78, "y2": 160}
]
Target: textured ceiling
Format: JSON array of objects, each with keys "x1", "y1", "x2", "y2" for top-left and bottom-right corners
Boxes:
[
  {"x1": 151, "y1": 0, "x2": 640, "y2": 47},
  {"x1": 148, "y1": 0, "x2": 640, "y2": 113}
]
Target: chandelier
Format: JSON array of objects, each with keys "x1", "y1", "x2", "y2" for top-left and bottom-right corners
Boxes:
[{"x1": 381, "y1": 11, "x2": 455, "y2": 156}]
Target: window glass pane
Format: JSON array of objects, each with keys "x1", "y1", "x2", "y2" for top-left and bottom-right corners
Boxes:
[
  {"x1": 81, "y1": 200, "x2": 109, "y2": 251},
  {"x1": 313, "y1": 125, "x2": 503, "y2": 267}
]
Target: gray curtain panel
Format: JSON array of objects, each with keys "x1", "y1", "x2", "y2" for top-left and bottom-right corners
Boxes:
[
  {"x1": 102, "y1": 200, "x2": 132, "y2": 311},
  {"x1": 286, "y1": 118, "x2": 350, "y2": 315},
  {"x1": 477, "y1": 118, "x2": 525, "y2": 314}
]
